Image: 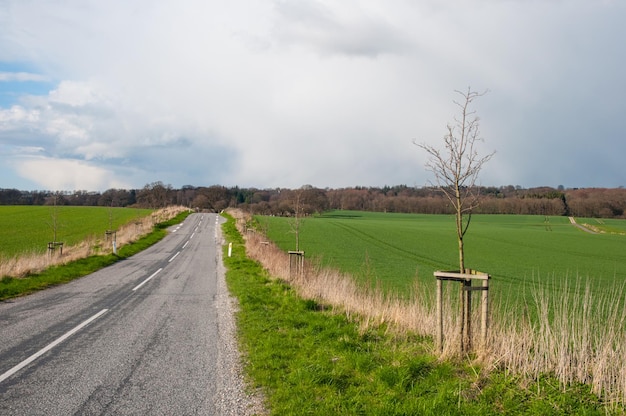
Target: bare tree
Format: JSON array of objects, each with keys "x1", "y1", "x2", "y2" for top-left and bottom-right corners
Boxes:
[
  {"x1": 415, "y1": 87, "x2": 495, "y2": 273},
  {"x1": 287, "y1": 187, "x2": 306, "y2": 278},
  {"x1": 46, "y1": 192, "x2": 65, "y2": 255},
  {"x1": 289, "y1": 188, "x2": 304, "y2": 252},
  {"x1": 417, "y1": 88, "x2": 495, "y2": 353},
  {"x1": 47, "y1": 192, "x2": 61, "y2": 243}
]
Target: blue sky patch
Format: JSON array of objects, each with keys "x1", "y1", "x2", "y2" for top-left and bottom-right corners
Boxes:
[{"x1": 0, "y1": 61, "x2": 55, "y2": 107}]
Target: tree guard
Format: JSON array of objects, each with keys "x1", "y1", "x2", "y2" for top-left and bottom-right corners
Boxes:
[
  {"x1": 47, "y1": 241, "x2": 64, "y2": 257},
  {"x1": 435, "y1": 270, "x2": 490, "y2": 354},
  {"x1": 288, "y1": 250, "x2": 305, "y2": 279}
]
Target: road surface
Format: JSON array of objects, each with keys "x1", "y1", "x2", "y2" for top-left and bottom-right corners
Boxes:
[
  {"x1": 568, "y1": 216, "x2": 598, "y2": 234},
  {"x1": 0, "y1": 213, "x2": 261, "y2": 415}
]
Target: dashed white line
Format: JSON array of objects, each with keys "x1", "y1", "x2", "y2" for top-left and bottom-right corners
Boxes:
[
  {"x1": 190, "y1": 232, "x2": 195, "y2": 239},
  {"x1": 132, "y1": 268, "x2": 163, "y2": 291},
  {"x1": 182, "y1": 241, "x2": 189, "y2": 249},
  {"x1": 168, "y1": 252, "x2": 180, "y2": 263},
  {"x1": 0, "y1": 309, "x2": 109, "y2": 384}
]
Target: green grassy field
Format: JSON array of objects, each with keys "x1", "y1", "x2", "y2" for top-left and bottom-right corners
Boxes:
[
  {"x1": 259, "y1": 211, "x2": 626, "y2": 297},
  {"x1": 0, "y1": 206, "x2": 153, "y2": 257}
]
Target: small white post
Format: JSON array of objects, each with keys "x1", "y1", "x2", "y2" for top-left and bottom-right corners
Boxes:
[{"x1": 228, "y1": 242, "x2": 232, "y2": 257}]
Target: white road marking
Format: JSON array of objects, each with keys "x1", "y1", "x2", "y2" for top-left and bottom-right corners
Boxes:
[
  {"x1": 0, "y1": 309, "x2": 109, "y2": 384},
  {"x1": 132, "y1": 268, "x2": 162, "y2": 291},
  {"x1": 168, "y1": 252, "x2": 180, "y2": 263},
  {"x1": 182, "y1": 241, "x2": 189, "y2": 249},
  {"x1": 190, "y1": 232, "x2": 195, "y2": 239}
]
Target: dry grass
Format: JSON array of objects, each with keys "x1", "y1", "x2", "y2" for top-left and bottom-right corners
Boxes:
[
  {"x1": 0, "y1": 206, "x2": 188, "y2": 279},
  {"x1": 230, "y1": 209, "x2": 626, "y2": 408},
  {"x1": 491, "y1": 277, "x2": 626, "y2": 408}
]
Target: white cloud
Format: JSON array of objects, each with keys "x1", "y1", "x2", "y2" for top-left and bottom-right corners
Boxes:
[
  {"x1": 48, "y1": 81, "x2": 103, "y2": 107},
  {"x1": 0, "y1": 105, "x2": 40, "y2": 125},
  {"x1": 13, "y1": 157, "x2": 133, "y2": 191}
]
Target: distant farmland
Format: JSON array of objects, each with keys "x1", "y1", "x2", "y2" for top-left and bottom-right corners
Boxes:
[
  {"x1": 259, "y1": 210, "x2": 626, "y2": 297},
  {"x1": 0, "y1": 206, "x2": 153, "y2": 258}
]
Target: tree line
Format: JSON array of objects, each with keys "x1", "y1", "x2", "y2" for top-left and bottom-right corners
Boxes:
[{"x1": 1, "y1": 182, "x2": 625, "y2": 219}]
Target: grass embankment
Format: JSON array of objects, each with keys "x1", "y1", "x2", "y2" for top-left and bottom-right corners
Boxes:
[
  {"x1": 0, "y1": 210, "x2": 190, "y2": 300},
  {"x1": 221, "y1": 213, "x2": 604, "y2": 415}
]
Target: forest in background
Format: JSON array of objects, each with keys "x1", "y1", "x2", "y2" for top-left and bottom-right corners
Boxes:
[{"x1": 0, "y1": 182, "x2": 625, "y2": 219}]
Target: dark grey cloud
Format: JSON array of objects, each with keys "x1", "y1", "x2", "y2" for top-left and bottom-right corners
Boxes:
[{"x1": 272, "y1": 0, "x2": 413, "y2": 57}]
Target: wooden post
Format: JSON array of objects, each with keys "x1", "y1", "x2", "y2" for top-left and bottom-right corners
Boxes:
[
  {"x1": 436, "y1": 278, "x2": 443, "y2": 353},
  {"x1": 464, "y1": 278, "x2": 472, "y2": 352},
  {"x1": 459, "y1": 282, "x2": 465, "y2": 352},
  {"x1": 481, "y1": 278, "x2": 490, "y2": 349}
]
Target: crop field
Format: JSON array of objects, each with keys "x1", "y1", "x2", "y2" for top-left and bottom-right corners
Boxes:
[
  {"x1": 259, "y1": 210, "x2": 626, "y2": 298},
  {"x1": 0, "y1": 206, "x2": 153, "y2": 258}
]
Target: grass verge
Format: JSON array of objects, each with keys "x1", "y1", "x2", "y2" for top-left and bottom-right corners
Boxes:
[
  {"x1": 0, "y1": 210, "x2": 191, "y2": 300},
  {"x1": 221, "y1": 213, "x2": 606, "y2": 415}
]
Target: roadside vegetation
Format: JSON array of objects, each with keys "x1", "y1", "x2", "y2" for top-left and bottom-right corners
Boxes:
[
  {"x1": 222, "y1": 212, "x2": 606, "y2": 415},
  {"x1": 0, "y1": 206, "x2": 190, "y2": 300},
  {"x1": 235, "y1": 209, "x2": 626, "y2": 411}
]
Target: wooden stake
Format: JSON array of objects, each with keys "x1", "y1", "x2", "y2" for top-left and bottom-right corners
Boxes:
[
  {"x1": 481, "y1": 278, "x2": 489, "y2": 349},
  {"x1": 436, "y1": 278, "x2": 443, "y2": 353}
]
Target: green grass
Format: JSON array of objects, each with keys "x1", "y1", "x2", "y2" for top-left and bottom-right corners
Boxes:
[
  {"x1": 222, "y1": 213, "x2": 606, "y2": 415},
  {"x1": 0, "y1": 210, "x2": 190, "y2": 300},
  {"x1": 0, "y1": 206, "x2": 153, "y2": 257},
  {"x1": 258, "y1": 211, "x2": 626, "y2": 299}
]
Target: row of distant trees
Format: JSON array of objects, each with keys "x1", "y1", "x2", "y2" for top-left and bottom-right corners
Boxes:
[{"x1": 0, "y1": 182, "x2": 625, "y2": 219}]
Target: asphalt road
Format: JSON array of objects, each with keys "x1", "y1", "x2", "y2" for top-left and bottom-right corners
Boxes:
[{"x1": 0, "y1": 213, "x2": 255, "y2": 415}]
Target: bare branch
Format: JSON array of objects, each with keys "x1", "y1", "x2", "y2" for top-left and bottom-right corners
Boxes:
[{"x1": 414, "y1": 87, "x2": 494, "y2": 271}]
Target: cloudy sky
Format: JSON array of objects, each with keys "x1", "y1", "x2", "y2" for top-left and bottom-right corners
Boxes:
[{"x1": 0, "y1": 0, "x2": 624, "y2": 191}]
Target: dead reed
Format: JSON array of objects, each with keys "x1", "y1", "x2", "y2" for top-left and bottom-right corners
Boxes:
[
  {"x1": 0, "y1": 206, "x2": 188, "y2": 279},
  {"x1": 230, "y1": 209, "x2": 626, "y2": 407},
  {"x1": 490, "y1": 276, "x2": 626, "y2": 408}
]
